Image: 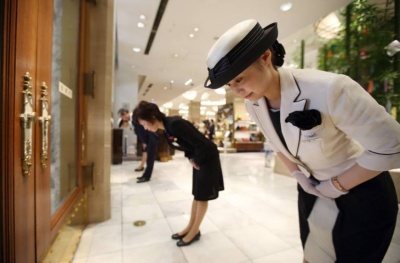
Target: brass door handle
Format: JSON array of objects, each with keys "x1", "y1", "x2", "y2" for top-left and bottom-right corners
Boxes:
[
  {"x1": 38, "y1": 82, "x2": 51, "y2": 168},
  {"x1": 20, "y1": 72, "x2": 36, "y2": 176}
]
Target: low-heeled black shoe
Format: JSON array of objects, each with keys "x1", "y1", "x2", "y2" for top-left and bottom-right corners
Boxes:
[
  {"x1": 137, "y1": 177, "x2": 150, "y2": 183},
  {"x1": 134, "y1": 167, "x2": 144, "y2": 172},
  {"x1": 176, "y1": 232, "x2": 201, "y2": 247},
  {"x1": 171, "y1": 233, "x2": 187, "y2": 240}
]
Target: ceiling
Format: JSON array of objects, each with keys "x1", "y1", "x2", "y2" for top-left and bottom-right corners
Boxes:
[{"x1": 115, "y1": 0, "x2": 354, "y2": 112}]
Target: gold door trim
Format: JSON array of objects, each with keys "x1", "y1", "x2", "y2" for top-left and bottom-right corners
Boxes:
[{"x1": 20, "y1": 72, "x2": 36, "y2": 176}]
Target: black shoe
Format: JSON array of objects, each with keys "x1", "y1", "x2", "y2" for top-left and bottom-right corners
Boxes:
[
  {"x1": 137, "y1": 177, "x2": 150, "y2": 183},
  {"x1": 176, "y1": 232, "x2": 201, "y2": 247},
  {"x1": 135, "y1": 167, "x2": 144, "y2": 172},
  {"x1": 171, "y1": 233, "x2": 187, "y2": 240},
  {"x1": 136, "y1": 176, "x2": 144, "y2": 180}
]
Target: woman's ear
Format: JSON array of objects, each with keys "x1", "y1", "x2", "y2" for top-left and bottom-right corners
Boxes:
[{"x1": 260, "y1": 50, "x2": 272, "y2": 65}]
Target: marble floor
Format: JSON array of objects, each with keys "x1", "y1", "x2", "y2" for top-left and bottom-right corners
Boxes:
[{"x1": 73, "y1": 152, "x2": 400, "y2": 263}]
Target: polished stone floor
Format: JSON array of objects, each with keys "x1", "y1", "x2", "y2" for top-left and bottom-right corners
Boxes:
[{"x1": 73, "y1": 152, "x2": 400, "y2": 263}]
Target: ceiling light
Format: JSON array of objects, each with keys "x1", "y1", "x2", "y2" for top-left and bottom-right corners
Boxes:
[
  {"x1": 280, "y1": 2, "x2": 293, "y2": 11},
  {"x1": 315, "y1": 12, "x2": 341, "y2": 39},
  {"x1": 163, "y1": 102, "x2": 173, "y2": 108},
  {"x1": 179, "y1": 103, "x2": 188, "y2": 109},
  {"x1": 170, "y1": 80, "x2": 174, "y2": 84},
  {"x1": 139, "y1": 15, "x2": 146, "y2": 20},
  {"x1": 215, "y1": 88, "x2": 226, "y2": 95},
  {"x1": 201, "y1": 99, "x2": 226, "y2": 106},
  {"x1": 201, "y1": 92, "x2": 210, "y2": 100},
  {"x1": 184, "y1": 79, "x2": 193, "y2": 86},
  {"x1": 137, "y1": 22, "x2": 145, "y2": 28},
  {"x1": 182, "y1": 91, "x2": 197, "y2": 100},
  {"x1": 178, "y1": 109, "x2": 189, "y2": 114},
  {"x1": 132, "y1": 47, "x2": 141, "y2": 53},
  {"x1": 194, "y1": 28, "x2": 199, "y2": 32},
  {"x1": 189, "y1": 33, "x2": 194, "y2": 38},
  {"x1": 131, "y1": 65, "x2": 136, "y2": 68},
  {"x1": 173, "y1": 53, "x2": 179, "y2": 58},
  {"x1": 200, "y1": 106, "x2": 207, "y2": 110},
  {"x1": 163, "y1": 86, "x2": 168, "y2": 90}
]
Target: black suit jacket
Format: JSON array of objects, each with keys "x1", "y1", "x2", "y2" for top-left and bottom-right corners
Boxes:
[{"x1": 163, "y1": 116, "x2": 218, "y2": 166}]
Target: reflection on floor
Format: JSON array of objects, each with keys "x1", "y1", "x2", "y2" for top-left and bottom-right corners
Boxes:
[{"x1": 73, "y1": 152, "x2": 400, "y2": 263}]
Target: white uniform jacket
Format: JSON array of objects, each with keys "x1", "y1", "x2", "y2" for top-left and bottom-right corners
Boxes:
[{"x1": 245, "y1": 67, "x2": 400, "y2": 180}]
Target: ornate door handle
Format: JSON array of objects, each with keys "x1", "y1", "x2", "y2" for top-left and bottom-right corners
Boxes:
[
  {"x1": 38, "y1": 82, "x2": 51, "y2": 168},
  {"x1": 20, "y1": 72, "x2": 36, "y2": 176}
]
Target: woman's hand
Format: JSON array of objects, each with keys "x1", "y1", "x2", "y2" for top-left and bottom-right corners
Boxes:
[
  {"x1": 291, "y1": 171, "x2": 325, "y2": 198},
  {"x1": 316, "y1": 178, "x2": 348, "y2": 199},
  {"x1": 189, "y1": 159, "x2": 200, "y2": 170},
  {"x1": 142, "y1": 143, "x2": 147, "y2": 150}
]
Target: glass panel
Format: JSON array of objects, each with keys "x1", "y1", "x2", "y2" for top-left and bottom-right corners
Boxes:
[{"x1": 50, "y1": 0, "x2": 80, "y2": 215}]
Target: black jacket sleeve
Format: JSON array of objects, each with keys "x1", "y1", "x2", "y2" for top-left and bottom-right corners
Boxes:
[
  {"x1": 131, "y1": 121, "x2": 149, "y2": 143},
  {"x1": 170, "y1": 119, "x2": 217, "y2": 165}
]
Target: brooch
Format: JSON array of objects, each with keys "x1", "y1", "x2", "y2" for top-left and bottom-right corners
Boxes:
[{"x1": 303, "y1": 132, "x2": 318, "y2": 140}]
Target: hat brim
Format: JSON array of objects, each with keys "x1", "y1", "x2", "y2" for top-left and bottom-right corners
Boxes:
[{"x1": 204, "y1": 22, "x2": 278, "y2": 89}]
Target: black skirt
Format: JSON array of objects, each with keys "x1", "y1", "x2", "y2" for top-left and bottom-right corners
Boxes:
[
  {"x1": 298, "y1": 171, "x2": 398, "y2": 263},
  {"x1": 192, "y1": 151, "x2": 224, "y2": 201}
]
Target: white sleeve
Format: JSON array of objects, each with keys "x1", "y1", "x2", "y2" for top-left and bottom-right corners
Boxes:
[{"x1": 327, "y1": 74, "x2": 400, "y2": 171}]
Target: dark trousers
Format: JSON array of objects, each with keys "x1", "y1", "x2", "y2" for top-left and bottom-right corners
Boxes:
[{"x1": 142, "y1": 137, "x2": 158, "y2": 179}]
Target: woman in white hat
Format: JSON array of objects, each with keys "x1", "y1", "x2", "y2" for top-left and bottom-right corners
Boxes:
[{"x1": 205, "y1": 19, "x2": 400, "y2": 263}]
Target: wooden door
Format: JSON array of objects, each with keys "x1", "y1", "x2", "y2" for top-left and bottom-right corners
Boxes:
[{"x1": 1, "y1": 0, "x2": 85, "y2": 262}]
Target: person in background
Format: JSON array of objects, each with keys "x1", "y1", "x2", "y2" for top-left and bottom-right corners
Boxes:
[
  {"x1": 118, "y1": 108, "x2": 158, "y2": 183},
  {"x1": 204, "y1": 19, "x2": 400, "y2": 263},
  {"x1": 208, "y1": 119, "x2": 215, "y2": 141},
  {"x1": 131, "y1": 109, "x2": 159, "y2": 183},
  {"x1": 133, "y1": 101, "x2": 224, "y2": 246},
  {"x1": 117, "y1": 108, "x2": 135, "y2": 155},
  {"x1": 117, "y1": 108, "x2": 132, "y2": 129}
]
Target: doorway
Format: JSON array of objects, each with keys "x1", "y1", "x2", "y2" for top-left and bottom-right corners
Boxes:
[{"x1": 1, "y1": 0, "x2": 86, "y2": 261}]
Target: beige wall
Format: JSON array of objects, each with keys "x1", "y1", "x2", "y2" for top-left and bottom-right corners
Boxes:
[{"x1": 84, "y1": 0, "x2": 115, "y2": 223}]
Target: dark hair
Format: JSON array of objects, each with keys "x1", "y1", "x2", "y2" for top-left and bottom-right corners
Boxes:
[
  {"x1": 132, "y1": 101, "x2": 165, "y2": 124},
  {"x1": 271, "y1": 41, "x2": 285, "y2": 67},
  {"x1": 118, "y1": 108, "x2": 129, "y2": 116}
]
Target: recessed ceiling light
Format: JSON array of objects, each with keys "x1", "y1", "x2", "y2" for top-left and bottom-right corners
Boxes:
[
  {"x1": 137, "y1": 22, "x2": 145, "y2": 28},
  {"x1": 173, "y1": 53, "x2": 179, "y2": 58},
  {"x1": 194, "y1": 27, "x2": 199, "y2": 32},
  {"x1": 280, "y1": 2, "x2": 293, "y2": 11},
  {"x1": 132, "y1": 47, "x2": 141, "y2": 53},
  {"x1": 170, "y1": 80, "x2": 174, "y2": 84},
  {"x1": 189, "y1": 33, "x2": 194, "y2": 38},
  {"x1": 185, "y1": 79, "x2": 193, "y2": 85},
  {"x1": 163, "y1": 86, "x2": 168, "y2": 90},
  {"x1": 139, "y1": 15, "x2": 146, "y2": 20}
]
